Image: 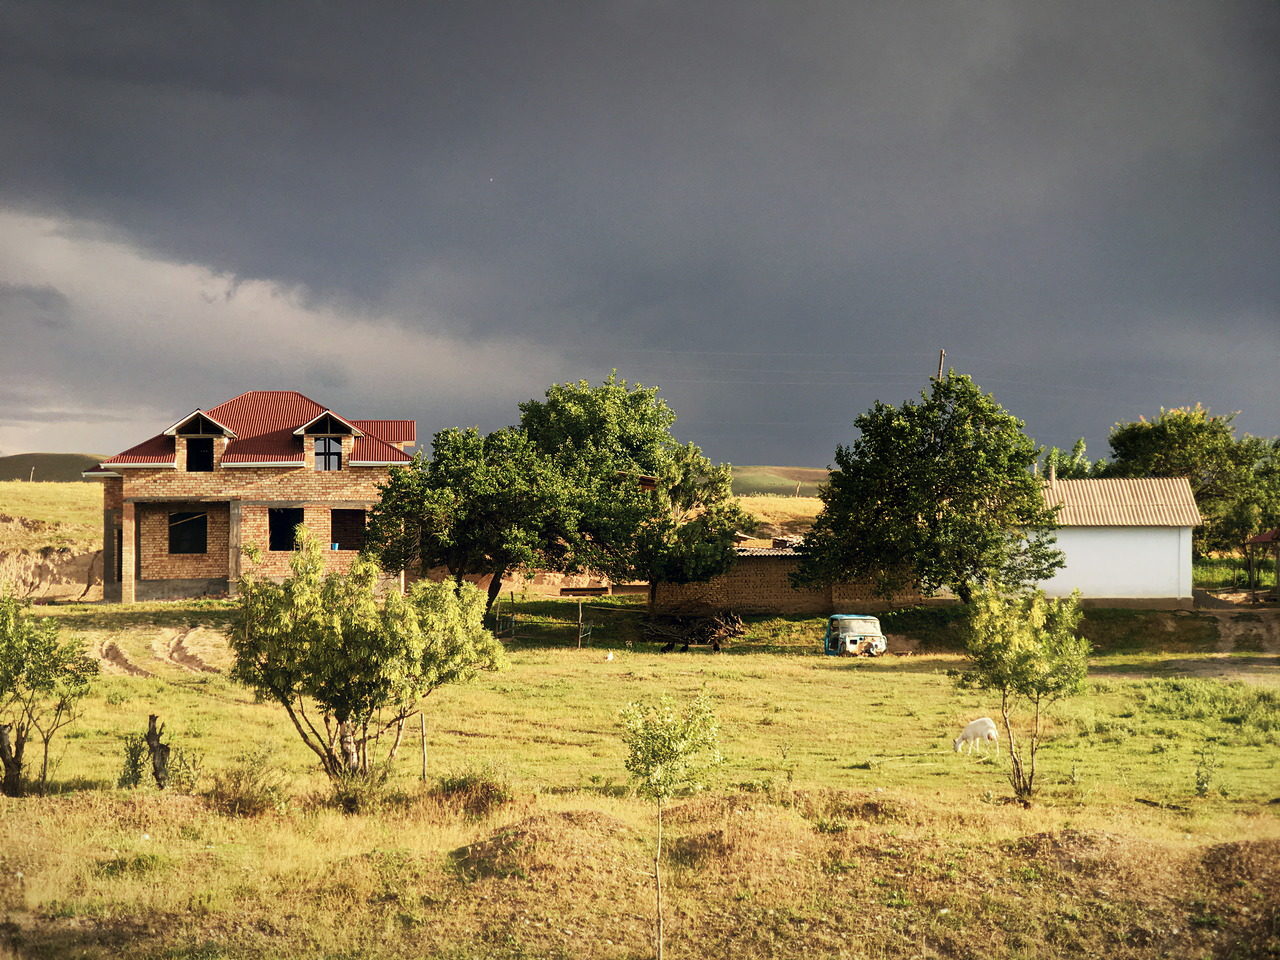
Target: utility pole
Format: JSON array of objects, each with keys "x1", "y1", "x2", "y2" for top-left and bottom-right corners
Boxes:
[{"x1": 936, "y1": 349, "x2": 946, "y2": 381}]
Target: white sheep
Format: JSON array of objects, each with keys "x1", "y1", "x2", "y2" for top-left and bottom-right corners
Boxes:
[{"x1": 953, "y1": 717, "x2": 999, "y2": 756}]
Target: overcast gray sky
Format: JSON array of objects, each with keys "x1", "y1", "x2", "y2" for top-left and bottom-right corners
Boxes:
[{"x1": 1, "y1": 1, "x2": 1276, "y2": 466}]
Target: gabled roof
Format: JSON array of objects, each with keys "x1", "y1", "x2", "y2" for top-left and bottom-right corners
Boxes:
[
  {"x1": 1044, "y1": 477, "x2": 1201, "y2": 527},
  {"x1": 95, "y1": 390, "x2": 413, "y2": 469}
]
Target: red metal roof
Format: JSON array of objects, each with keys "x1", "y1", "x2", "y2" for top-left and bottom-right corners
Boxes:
[
  {"x1": 97, "y1": 391, "x2": 413, "y2": 468},
  {"x1": 99, "y1": 434, "x2": 176, "y2": 465},
  {"x1": 1248, "y1": 528, "x2": 1280, "y2": 544},
  {"x1": 352, "y1": 420, "x2": 416, "y2": 444}
]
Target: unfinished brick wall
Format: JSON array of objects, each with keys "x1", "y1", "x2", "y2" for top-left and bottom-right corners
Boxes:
[
  {"x1": 652, "y1": 555, "x2": 920, "y2": 615},
  {"x1": 240, "y1": 503, "x2": 368, "y2": 578},
  {"x1": 113, "y1": 462, "x2": 388, "y2": 502},
  {"x1": 138, "y1": 502, "x2": 230, "y2": 580}
]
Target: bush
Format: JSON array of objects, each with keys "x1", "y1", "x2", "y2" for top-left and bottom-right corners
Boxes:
[
  {"x1": 168, "y1": 747, "x2": 205, "y2": 795},
  {"x1": 330, "y1": 766, "x2": 393, "y2": 814},
  {"x1": 117, "y1": 733, "x2": 147, "y2": 789},
  {"x1": 434, "y1": 765, "x2": 514, "y2": 819},
  {"x1": 205, "y1": 748, "x2": 290, "y2": 816}
]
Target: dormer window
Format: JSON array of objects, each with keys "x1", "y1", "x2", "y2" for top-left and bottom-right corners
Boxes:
[
  {"x1": 186, "y1": 437, "x2": 214, "y2": 472},
  {"x1": 316, "y1": 437, "x2": 342, "y2": 471}
]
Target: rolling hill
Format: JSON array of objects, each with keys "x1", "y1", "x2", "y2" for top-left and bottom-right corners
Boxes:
[
  {"x1": 730, "y1": 464, "x2": 829, "y2": 497},
  {"x1": 0, "y1": 452, "x2": 104, "y2": 482}
]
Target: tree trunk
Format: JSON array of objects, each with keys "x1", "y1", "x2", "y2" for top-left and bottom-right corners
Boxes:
[
  {"x1": 338, "y1": 721, "x2": 360, "y2": 775},
  {"x1": 0, "y1": 724, "x2": 25, "y2": 798},
  {"x1": 145, "y1": 715, "x2": 170, "y2": 789},
  {"x1": 955, "y1": 582, "x2": 974, "y2": 605},
  {"x1": 485, "y1": 565, "x2": 508, "y2": 617}
]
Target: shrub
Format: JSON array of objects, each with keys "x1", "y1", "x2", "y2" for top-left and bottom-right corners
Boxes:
[
  {"x1": 206, "y1": 748, "x2": 289, "y2": 817},
  {"x1": 117, "y1": 733, "x2": 147, "y2": 789},
  {"x1": 330, "y1": 765, "x2": 393, "y2": 814},
  {"x1": 434, "y1": 765, "x2": 514, "y2": 819}
]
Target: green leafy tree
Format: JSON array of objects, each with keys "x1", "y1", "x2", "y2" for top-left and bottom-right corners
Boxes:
[
  {"x1": 231, "y1": 532, "x2": 506, "y2": 781},
  {"x1": 1042, "y1": 437, "x2": 1104, "y2": 479},
  {"x1": 957, "y1": 589, "x2": 1090, "y2": 801},
  {"x1": 0, "y1": 592, "x2": 97, "y2": 796},
  {"x1": 520, "y1": 374, "x2": 752, "y2": 589},
  {"x1": 795, "y1": 374, "x2": 1063, "y2": 603},
  {"x1": 1106, "y1": 405, "x2": 1271, "y2": 556},
  {"x1": 365, "y1": 427, "x2": 567, "y2": 614},
  {"x1": 620, "y1": 693, "x2": 723, "y2": 960}
]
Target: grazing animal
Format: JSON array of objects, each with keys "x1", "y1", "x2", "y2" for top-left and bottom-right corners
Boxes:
[
  {"x1": 953, "y1": 717, "x2": 999, "y2": 756},
  {"x1": 659, "y1": 641, "x2": 675, "y2": 654}
]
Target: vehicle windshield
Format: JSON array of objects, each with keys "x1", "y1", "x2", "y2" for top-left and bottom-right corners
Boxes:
[{"x1": 831, "y1": 618, "x2": 880, "y2": 636}]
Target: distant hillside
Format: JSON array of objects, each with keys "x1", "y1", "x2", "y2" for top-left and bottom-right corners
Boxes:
[
  {"x1": 0, "y1": 453, "x2": 104, "y2": 482},
  {"x1": 731, "y1": 465, "x2": 829, "y2": 497}
]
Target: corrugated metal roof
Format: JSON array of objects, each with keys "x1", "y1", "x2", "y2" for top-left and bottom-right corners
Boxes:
[
  {"x1": 1045, "y1": 477, "x2": 1201, "y2": 527},
  {"x1": 98, "y1": 391, "x2": 414, "y2": 468},
  {"x1": 735, "y1": 546, "x2": 799, "y2": 557},
  {"x1": 352, "y1": 434, "x2": 412, "y2": 464},
  {"x1": 352, "y1": 420, "x2": 416, "y2": 443},
  {"x1": 100, "y1": 434, "x2": 176, "y2": 465}
]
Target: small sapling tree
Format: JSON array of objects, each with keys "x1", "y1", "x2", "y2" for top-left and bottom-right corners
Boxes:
[
  {"x1": 0, "y1": 591, "x2": 98, "y2": 796},
  {"x1": 231, "y1": 531, "x2": 506, "y2": 783},
  {"x1": 620, "y1": 693, "x2": 723, "y2": 960},
  {"x1": 957, "y1": 589, "x2": 1090, "y2": 802}
]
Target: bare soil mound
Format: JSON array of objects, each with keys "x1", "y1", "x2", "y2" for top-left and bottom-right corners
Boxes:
[
  {"x1": 452, "y1": 810, "x2": 642, "y2": 883},
  {"x1": 98, "y1": 640, "x2": 150, "y2": 677}
]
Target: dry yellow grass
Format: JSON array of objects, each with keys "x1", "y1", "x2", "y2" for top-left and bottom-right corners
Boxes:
[
  {"x1": 0, "y1": 480, "x2": 101, "y2": 552},
  {"x1": 737, "y1": 495, "x2": 822, "y2": 536},
  {"x1": 2, "y1": 601, "x2": 1278, "y2": 958}
]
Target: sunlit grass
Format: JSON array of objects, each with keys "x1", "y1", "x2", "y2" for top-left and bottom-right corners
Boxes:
[{"x1": 4, "y1": 599, "x2": 1278, "y2": 958}]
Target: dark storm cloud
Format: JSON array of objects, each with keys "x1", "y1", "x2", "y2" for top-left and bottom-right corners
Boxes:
[
  {"x1": 0, "y1": 281, "x2": 71, "y2": 328},
  {"x1": 0, "y1": 1, "x2": 1276, "y2": 463}
]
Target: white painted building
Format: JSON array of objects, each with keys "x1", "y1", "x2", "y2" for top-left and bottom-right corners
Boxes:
[{"x1": 1037, "y1": 477, "x2": 1201, "y2": 607}]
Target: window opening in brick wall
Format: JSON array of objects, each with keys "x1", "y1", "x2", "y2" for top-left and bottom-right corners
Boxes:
[
  {"x1": 315, "y1": 437, "x2": 342, "y2": 471},
  {"x1": 330, "y1": 509, "x2": 366, "y2": 551},
  {"x1": 268, "y1": 507, "x2": 305, "y2": 551},
  {"x1": 186, "y1": 437, "x2": 214, "y2": 472},
  {"x1": 169, "y1": 511, "x2": 208, "y2": 554}
]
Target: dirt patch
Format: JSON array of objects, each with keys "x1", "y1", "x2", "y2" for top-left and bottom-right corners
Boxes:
[
  {"x1": 166, "y1": 627, "x2": 221, "y2": 673},
  {"x1": 98, "y1": 640, "x2": 150, "y2": 677},
  {"x1": 452, "y1": 810, "x2": 642, "y2": 882},
  {"x1": 0, "y1": 548, "x2": 102, "y2": 600}
]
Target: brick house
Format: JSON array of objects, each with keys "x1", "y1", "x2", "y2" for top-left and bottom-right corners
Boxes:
[{"x1": 85, "y1": 391, "x2": 414, "y2": 602}]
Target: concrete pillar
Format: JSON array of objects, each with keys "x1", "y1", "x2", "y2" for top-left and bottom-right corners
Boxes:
[
  {"x1": 120, "y1": 501, "x2": 137, "y2": 604},
  {"x1": 227, "y1": 499, "x2": 242, "y2": 596}
]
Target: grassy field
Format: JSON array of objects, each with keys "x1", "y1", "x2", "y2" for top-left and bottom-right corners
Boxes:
[
  {"x1": 0, "y1": 454, "x2": 103, "y2": 484},
  {"x1": 1, "y1": 598, "x2": 1277, "y2": 958},
  {"x1": 736, "y1": 495, "x2": 822, "y2": 536},
  {"x1": 0, "y1": 480, "x2": 101, "y2": 552},
  {"x1": 731, "y1": 465, "x2": 829, "y2": 497}
]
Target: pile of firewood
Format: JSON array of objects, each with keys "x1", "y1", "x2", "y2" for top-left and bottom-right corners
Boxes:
[{"x1": 644, "y1": 612, "x2": 746, "y2": 652}]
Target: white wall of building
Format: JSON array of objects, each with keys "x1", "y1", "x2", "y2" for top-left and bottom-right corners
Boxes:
[{"x1": 1038, "y1": 526, "x2": 1193, "y2": 600}]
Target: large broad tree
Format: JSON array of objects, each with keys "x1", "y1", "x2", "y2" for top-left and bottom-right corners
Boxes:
[
  {"x1": 364, "y1": 426, "x2": 567, "y2": 613},
  {"x1": 232, "y1": 531, "x2": 506, "y2": 782},
  {"x1": 795, "y1": 374, "x2": 1062, "y2": 603},
  {"x1": 519, "y1": 374, "x2": 752, "y2": 590},
  {"x1": 1106, "y1": 405, "x2": 1274, "y2": 556}
]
